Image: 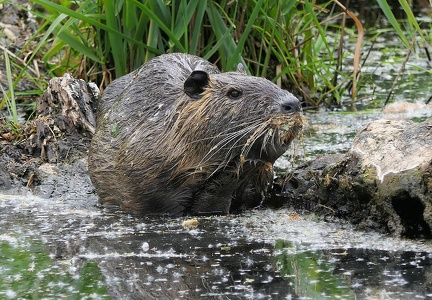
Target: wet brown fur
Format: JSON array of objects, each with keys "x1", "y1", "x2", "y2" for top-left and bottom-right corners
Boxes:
[{"x1": 89, "y1": 53, "x2": 305, "y2": 216}]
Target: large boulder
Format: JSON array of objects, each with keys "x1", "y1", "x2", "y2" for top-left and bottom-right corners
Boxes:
[{"x1": 271, "y1": 118, "x2": 432, "y2": 238}]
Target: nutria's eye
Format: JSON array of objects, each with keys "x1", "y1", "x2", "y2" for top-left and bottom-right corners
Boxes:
[{"x1": 227, "y1": 88, "x2": 242, "y2": 99}]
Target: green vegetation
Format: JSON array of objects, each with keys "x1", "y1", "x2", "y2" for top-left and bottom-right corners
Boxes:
[{"x1": 0, "y1": 0, "x2": 430, "y2": 126}]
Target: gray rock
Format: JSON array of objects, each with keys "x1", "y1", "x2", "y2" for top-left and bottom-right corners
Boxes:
[{"x1": 272, "y1": 118, "x2": 432, "y2": 238}]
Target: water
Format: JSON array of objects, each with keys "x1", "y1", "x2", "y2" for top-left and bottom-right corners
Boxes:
[{"x1": 1, "y1": 194, "x2": 432, "y2": 299}]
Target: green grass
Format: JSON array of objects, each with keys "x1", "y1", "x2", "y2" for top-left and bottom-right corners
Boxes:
[{"x1": 1, "y1": 0, "x2": 430, "y2": 126}]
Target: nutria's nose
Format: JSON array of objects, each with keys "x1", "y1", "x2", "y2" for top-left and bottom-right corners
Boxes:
[{"x1": 281, "y1": 96, "x2": 301, "y2": 114}]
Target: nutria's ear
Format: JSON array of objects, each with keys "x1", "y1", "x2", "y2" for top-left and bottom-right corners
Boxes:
[{"x1": 184, "y1": 70, "x2": 209, "y2": 99}]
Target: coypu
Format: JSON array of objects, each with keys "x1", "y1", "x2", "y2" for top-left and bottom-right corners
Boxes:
[{"x1": 88, "y1": 53, "x2": 305, "y2": 216}]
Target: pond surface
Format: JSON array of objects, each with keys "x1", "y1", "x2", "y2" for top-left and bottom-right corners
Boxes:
[{"x1": 1, "y1": 193, "x2": 432, "y2": 299}]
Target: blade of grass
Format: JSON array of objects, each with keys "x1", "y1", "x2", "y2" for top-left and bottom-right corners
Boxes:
[
  {"x1": 376, "y1": 0, "x2": 410, "y2": 49},
  {"x1": 145, "y1": 19, "x2": 160, "y2": 62},
  {"x1": 129, "y1": 0, "x2": 186, "y2": 52},
  {"x1": 303, "y1": 0, "x2": 331, "y2": 56},
  {"x1": 148, "y1": 0, "x2": 171, "y2": 25},
  {"x1": 261, "y1": 12, "x2": 279, "y2": 78},
  {"x1": 104, "y1": 0, "x2": 126, "y2": 77},
  {"x1": 124, "y1": 0, "x2": 138, "y2": 32},
  {"x1": 206, "y1": 1, "x2": 238, "y2": 70},
  {"x1": 399, "y1": 0, "x2": 427, "y2": 42},
  {"x1": 172, "y1": 0, "x2": 200, "y2": 52},
  {"x1": 227, "y1": 0, "x2": 264, "y2": 69},
  {"x1": 0, "y1": 84, "x2": 8, "y2": 112},
  {"x1": 4, "y1": 50, "x2": 18, "y2": 124},
  {"x1": 202, "y1": 30, "x2": 236, "y2": 62},
  {"x1": 189, "y1": 0, "x2": 207, "y2": 54},
  {"x1": 57, "y1": 28, "x2": 102, "y2": 63}
]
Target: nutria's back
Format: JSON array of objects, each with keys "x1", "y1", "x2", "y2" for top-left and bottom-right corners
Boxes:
[{"x1": 89, "y1": 53, "x2": 305, "y2": 216}]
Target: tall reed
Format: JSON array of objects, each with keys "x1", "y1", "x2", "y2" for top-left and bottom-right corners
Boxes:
[{"x1": 30, "y1": 0, "x2": 357, "y2": 104}]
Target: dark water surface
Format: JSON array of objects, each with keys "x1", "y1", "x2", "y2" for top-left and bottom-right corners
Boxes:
[{"x1": 1, "y1": 194, "x2": 431, "y2": 299}]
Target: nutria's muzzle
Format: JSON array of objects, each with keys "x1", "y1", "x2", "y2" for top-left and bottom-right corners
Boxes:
[{"x1": 241, "y1": 112, "x2": 306, "y2": 163}]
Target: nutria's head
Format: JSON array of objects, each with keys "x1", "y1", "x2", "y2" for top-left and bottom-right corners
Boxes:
[{"x1": 166, "y1": 68, "x2": 305, "y2": 177}]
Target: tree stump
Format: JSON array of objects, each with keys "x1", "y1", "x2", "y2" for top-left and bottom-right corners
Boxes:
[
  {"x1": 0, "y1": 74, "x2": 99, "y2": 193},
  {"x1": 26, "y1": 74, "x2": 98, "y2": 162}
]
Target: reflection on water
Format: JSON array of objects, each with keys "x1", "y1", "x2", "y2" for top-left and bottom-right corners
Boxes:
[
  {"x1": 0, "y1": 195, "x2": 431, "y2": 299},
  {"x1": 0, "y1": 232, "x2": 109, "y2": 299},
  {"x1": 276, "y1": 242, "x2": 432, "y2": 300},
  {"x1": 276, "y1": 240, "x2": 356, "y2": 299}
]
